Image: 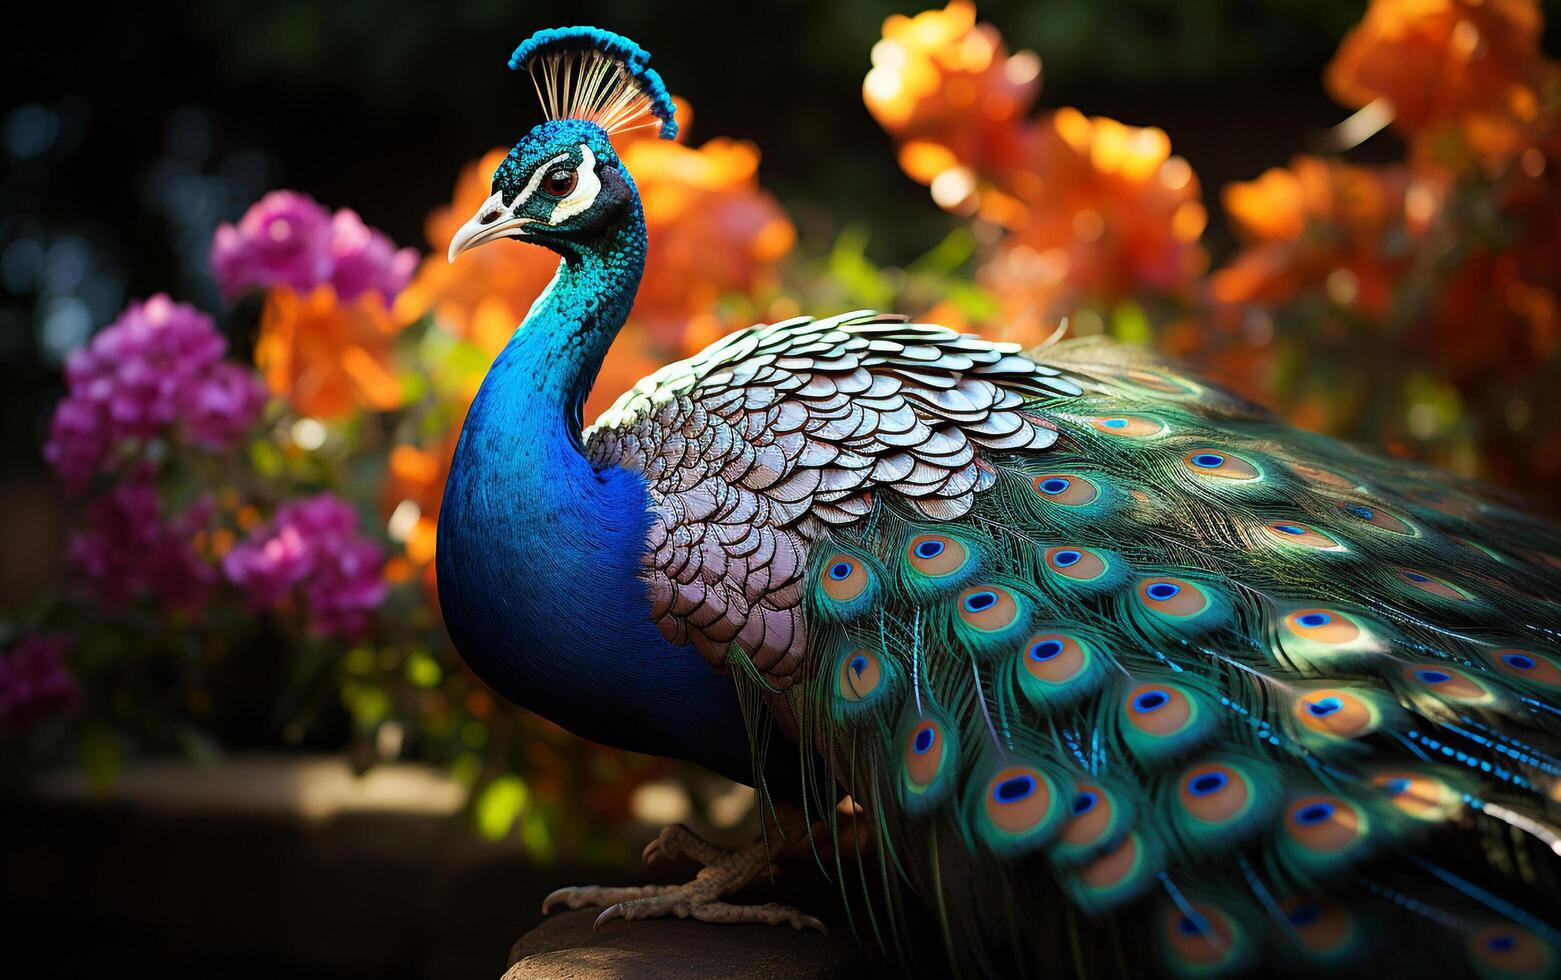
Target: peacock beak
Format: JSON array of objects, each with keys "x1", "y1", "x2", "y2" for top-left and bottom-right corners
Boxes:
[{"x1": 447, "y1": 190, "x2": 530, "y2": 262}]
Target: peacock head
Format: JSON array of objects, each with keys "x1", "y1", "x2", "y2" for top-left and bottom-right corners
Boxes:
[{"x1": 448, "y1": 27, "x2": 678, "y2": 263}]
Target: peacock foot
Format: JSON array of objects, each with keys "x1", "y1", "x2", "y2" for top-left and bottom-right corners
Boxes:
[{"x1": 541, "y1": 823, "x2": 827, "y2": 934}]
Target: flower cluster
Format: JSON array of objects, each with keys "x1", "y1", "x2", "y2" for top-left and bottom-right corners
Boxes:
[
  {"x1": 68, "y1": 481, "x2": 216, "y2": 611},
  {"x1": 256, "y1": 284, "x2": 406, "y2": 419},
  {"x1": 865, "y1": 2, "x2": 1206, "y2": 331},
  {"x1": 1213, "y1": 157, "x2": 1433, "y2": 318},
  {"x1": 222, "y1": 494, "x2": 387, "y2": 638},
  {"x1": 1327, "y1": 0, "x2": 1554, "y2": 172},
  {"x1": 0, "y1": 635, "x2": 77, "y2": 731},
  {"x1": 864, "y1": 0, "x2": 1042, "y2": 217},
  {"x1": 43, "y1": 295, "x2": 265, "y2": 489},
  {"x1": 211, "y1": 191, "x2": 417, "y2": 303}
]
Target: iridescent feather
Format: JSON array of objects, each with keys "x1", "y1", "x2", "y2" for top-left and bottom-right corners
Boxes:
[{"x1": 587, "y1": 321, "x2": 1561, "y2": 976}]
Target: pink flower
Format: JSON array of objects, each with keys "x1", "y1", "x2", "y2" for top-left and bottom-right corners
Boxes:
[
  {"x1": 223, "y1": 493, "x2": 387, "y2": 638},
  {"x1": 0, "y1": 634, "x2": 78, "y2": 730},
  {"x1": 328, "y1": 209, "x2": 419, "y2": 301},
  {"x1": 211, "y1": 192, "x2": 417, "y2": 302},
  {"x1": 44, "y1": 295, "x2": 263, "y2": 488},
  {"x1": 210, "y1": 190, "x2": 334, "y2": 296},
  {"x1": 67, "y1": 482, "x2": 216, "y2": 611},
  {"x1": 180, "y1": 361, "x2": 269, "y2": 450}
]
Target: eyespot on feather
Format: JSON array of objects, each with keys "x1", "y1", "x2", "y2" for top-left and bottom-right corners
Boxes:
[
  {"x1": 1163, "y1": 903, "x2": 1246, "y2": 972},
  {"x1": 1181, "y1": 448, "x2": 1260, "y2": 481},
  {"x1": 1393, "y1": 567, "x2": 1474, "y2": 602},
  {"x1": 813, "y1": 548, "x2": 881, "y2": 621},
  {"x1": 1090, "y1": 414, "x2": 1165, "y2": 438},
  {"x1": 957, "y1": 585, "x2": 1021, "y2": 633},
  {"x1": 1046, "y1": 546, "x2": 1109, "y2": 581},
  {"x1": 1401, "y1": 663, "x2": 1495, "y2": 704},
  {"x1": 1294, "y1": 689, "x2": 1379, "y2": 739},
  {"x1": 1279, "y1": 896, "x2": 1358, "y2": 959},
  {"x1": 1078, "y1": 830, "x2": 1140, "y2": 889},
  {"x1": 1337, "y1": 500, "x2": 1418, "y2": 535},
  {"x1": 1122, "y1": 368, "x2": 1198, "y2": 394},
  {"x1": 1059, "y1": 780, "x2": 1117, "y2": 850},
  {"x1": 1289, "y1": 462, "x2": 1357, "y2": 491},
  {"x1": 1283, "y1": 608, "x2": 1361, "y2": 645},
  {"x1": 821, "y1": 554, "x2": 869, "y2": 602},
  {"x1": 1489, "y1": 648, "x2": 1561, "y2": 689},
  {"x1": 1065, "y1": 828, "x2": 1160, "y2": 913},
  {"x1": 1466, "y1": 924, "x2": 1557, "y2": 980},
  {"x1": 983, "y1": 766, "x2": 1056, "y2": 836},
  {"x1": 1032, "y1": 473, "x2": 1099, "y2": 506},
  {"x1": 1284, "y1": 795, "x2": 1367, "y2": 855},
  {"x1": 1125, "y1": 683, "x2": 1193, "y2": 735},
  {"x1": 897, "y1": 709, "x2": 960, "y2": 815},
  {"x1": 1022, "y1": 633, "x2": 1087, "y2": 685},
  {"x1": 1177, "y1": 762, "x2": 1251, "y2": 825},
  {"x1": 1370, "y1": 770, "x2": 1461, "y2": 821},
  {"x1": 837, "y1": 649, "x2": 883, "y2": 702},
  {"x1": 1262, "y1": 521, "x2": 1345, "y2": 551},
  {"x1": 1137, "y1": 577, "x2": 1209, "y2": 617},
  {"x1": 906, "y1": 534, "x2": 969, "y2": 577}
]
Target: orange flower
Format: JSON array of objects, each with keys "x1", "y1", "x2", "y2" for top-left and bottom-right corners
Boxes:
[
  {"x1": 1326, "y1": 0, "x2": 1548, "y2": 159},
  {"x1": 394, "y1": 149, "x2": 559, "y2": 359},
  {"x1": 621, "y1": 135, "x2": 795, "y2": 347},
  {"x1": 864, "y1": 0, "x2": 1042, "y2": 221},
  {"x1": 381, "y1": 432, "x2": 460, "y2": 609},
  {"x1": 257, "y1": 285, "x2": 405, "y2": 419},
  {"x1": 1212, "y1": 156, "x2": 1438, "y2": 318},
  {"x1": 978, "y1": 109, "x2": 1208, "y2": 325}
]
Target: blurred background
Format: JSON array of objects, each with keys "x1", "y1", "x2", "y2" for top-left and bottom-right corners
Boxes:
[{"x1": 2, "y1": 1, "x2": 1560, "y2": 977}]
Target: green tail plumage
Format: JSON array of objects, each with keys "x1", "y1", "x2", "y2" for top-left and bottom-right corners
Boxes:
[{"x1": 752, "y1": 339, "x2": 1561, "y2": 978}]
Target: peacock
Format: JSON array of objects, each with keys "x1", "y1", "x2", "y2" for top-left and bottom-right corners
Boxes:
[{"x1": 437, "y1": 26, "x2": 1561, "y2": 978}]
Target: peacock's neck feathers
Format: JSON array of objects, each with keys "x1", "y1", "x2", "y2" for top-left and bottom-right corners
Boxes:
[{"x1": 436, "y1": 190, "x2": 763, "y2": 783}]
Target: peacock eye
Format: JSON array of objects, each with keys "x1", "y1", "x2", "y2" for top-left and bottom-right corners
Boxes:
[{"x1": 543, "y1": 167, "x2": 578, "y2": 196}]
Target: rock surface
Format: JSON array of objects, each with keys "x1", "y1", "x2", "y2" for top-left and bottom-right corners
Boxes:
[{"x1": 503, "y1": 908, "x2": 883, "y2": 980}]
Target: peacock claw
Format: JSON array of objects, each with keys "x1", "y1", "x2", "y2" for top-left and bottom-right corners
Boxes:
[{"x1": 541, "y1": 823, "x2": 825, "y2": 936}]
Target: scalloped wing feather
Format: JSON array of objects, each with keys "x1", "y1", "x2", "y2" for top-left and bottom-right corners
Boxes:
[{"x1": 585, "y1": 311, "x2": 1081, "y2": 681}]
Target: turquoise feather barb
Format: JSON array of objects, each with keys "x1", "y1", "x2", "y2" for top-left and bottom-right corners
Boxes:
[{"x1": 440, "y1": 25, "x2": 1561, "y2": 979}]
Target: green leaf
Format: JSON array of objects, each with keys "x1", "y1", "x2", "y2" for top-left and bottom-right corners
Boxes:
[
  {"x1": 475, "y1": 775, "x2": 529, "y2": 840},
  {"x1": 1110, "y1": 301, "x2": 1153, "y2": 346},
  {"x1": 404, "y1": 649, "x2": 442, "y2": 688},
  {"x1": 80, "y1": 723, "x2": 120, "y2": 795},
  {"x1": 907, "y1": 226, "x2": 978, "y2": 278},
  {"x1": 829, "y1": 225, "x2": 894, "y2": 310}
]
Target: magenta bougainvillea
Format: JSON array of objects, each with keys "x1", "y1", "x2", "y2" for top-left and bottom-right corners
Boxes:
[
  {"x1": 67, "y1": 481, "x2": 217, "y2": 611},
  {"x1": 42, "y1": 295, "x2": 265, "y2": 489},
  {"x1": 210, "y1": 190, "x2": 416, "y2": 302},
  {"x1": 222, "y1": 493, "x2": 387, "y2": 638},
  {"x1": 0, "y1": 634, "x2": 78, "y2": 731}
]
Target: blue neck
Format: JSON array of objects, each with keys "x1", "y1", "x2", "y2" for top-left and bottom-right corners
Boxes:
[{"x1": 436, "y1": 202, "x2": 757, "y2": 783}]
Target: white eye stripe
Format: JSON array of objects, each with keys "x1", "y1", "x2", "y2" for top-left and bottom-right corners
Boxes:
[
  {"x1": 510, "y1": 151, "x2": 572, "y2": 212},
  {"x1": 547, "y1": 144, "x2": 600, "y2": 225}
]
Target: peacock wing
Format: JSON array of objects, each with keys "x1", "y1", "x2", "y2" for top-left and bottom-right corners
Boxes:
[{"x1": 584, "y1": 310, "x2": 1081, "y2": 682}]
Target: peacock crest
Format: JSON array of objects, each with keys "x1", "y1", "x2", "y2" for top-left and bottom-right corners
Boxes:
[{"x1": 508, "y1": 27, "x2": 678, "y2": 141}]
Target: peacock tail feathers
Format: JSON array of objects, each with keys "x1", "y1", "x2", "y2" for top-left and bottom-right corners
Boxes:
[
  {"x1": 704, "y1": 329, "x2": 1561, "y2": 976},
  {"x1": 586, "y1": 314, "x2": 1561, "y2": 976}
]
